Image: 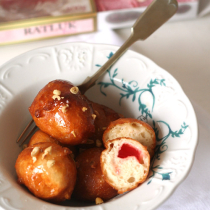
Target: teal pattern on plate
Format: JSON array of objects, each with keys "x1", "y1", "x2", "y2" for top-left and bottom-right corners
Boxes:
[{"x1": 96, "y1": 52, "x2": 189, "y2": 184}]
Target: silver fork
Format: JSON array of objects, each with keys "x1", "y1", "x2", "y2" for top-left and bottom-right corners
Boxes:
[{"x1": 17, "y1": 0, "x2": 178, "y2": 146}]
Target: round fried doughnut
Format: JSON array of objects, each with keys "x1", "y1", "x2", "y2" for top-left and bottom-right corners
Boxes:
[
  {"x1": 76, "y1": 101, "x2": 123, "y2": 151},
  {"x1": 15, "y1": 142, "x2": 77, "y2": 202},
  {"x1": 27, "y1": 130, "x2": 78, "y2": 159},
  {"x1": 90, "y1": 101, "x2": 123, "y2": 141},
  {"x1": 103, "y1": 118, "x2": 156, "y2": 157},
  {"x1": 29, "y1": 80, "x2": 95, "y2": 145},
  {"x1": 28, "y1": 130, "x2": 59, "y2": 147},
  {"x1": 101, "y1": 137, "x2": 150, "y2": 194},
  {"x1": 73, "y1": 147, "x2": 118, "y2": 202}
]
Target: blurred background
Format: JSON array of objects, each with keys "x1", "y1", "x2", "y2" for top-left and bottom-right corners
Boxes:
[
  {"x1": 0, "y1": 0, "x2": 209, "y2": 113},
  {"x1": 0, "y1": 0, "x2": 210, "y2": 209}
]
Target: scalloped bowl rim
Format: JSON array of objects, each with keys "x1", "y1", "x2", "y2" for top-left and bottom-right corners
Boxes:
[{"x1": 0, "y1": 42, "x2": 198, "y2": 210}]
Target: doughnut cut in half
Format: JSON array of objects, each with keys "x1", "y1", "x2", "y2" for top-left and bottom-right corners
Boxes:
[
  {"x1": 101, "y1": 137, "x2": 150, "y2": 194},
  {"x1": 103, "y1": 118, "x2": 156, "y2": 157}
]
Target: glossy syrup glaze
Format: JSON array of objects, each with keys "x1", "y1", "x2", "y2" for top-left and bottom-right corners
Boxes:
[
  {"x1": 15, "y1": 142, "x2": 77, "y2": 202},
  {"x1": 29, "y1": 80, "x2": 95, "y2": 145}
]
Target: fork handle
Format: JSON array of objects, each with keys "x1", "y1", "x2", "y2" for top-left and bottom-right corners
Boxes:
[
  {"x1": 79, "y1": 0, "x2": 178, "y2": 94},
  {"x1": 78, "y1": 35, "x2": 135, "y2": 94}
]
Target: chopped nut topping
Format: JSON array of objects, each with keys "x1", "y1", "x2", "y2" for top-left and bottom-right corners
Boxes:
[
  {"x1": 102, "y1": 127, "x2": 107, "y2": 130},
  {"x1": 70, "y1": 86, "x2": 79, "y2": 94},
  {"x1": 53, "y1": 90, "x2": 61, "y2": 95},
  {"x1": 45, "y1": 146, "x2": 52, "y2": 153},
  {"x1": 82, "y1": 107, "x2": 87, "y2": 112},
  {"x1": 52, "y1": 95, "x2": 61, "y2": 100},
  {"x1": 42, "y1": 146, "x2": 52, "y2": 159},
  {"x1": 92, "y1": 114, "x2": 97, "y2": 119},
  {"x1": 71, "y1": 130, "x2": 76, "y2": 137},
  {"x1": 62, "y1": 104, "x2": 69, "y2": 113},
  {"x1": 47, "y1": 160, "x2": 55, "y2": 168},
  {"x1": 31, "y1": 147, "x2": 39, "y2": 157},
  {"x1": 95, "y1": 197, "x2": 104, "y2": 205},
  {"x1": 86, "y1": 139, "x2": 94, "y2": 144},
  {"x1": 32, "y1": 157, "x2": 37, "y2": 163},
  {"x1": 96, "y1": 139, "x2": 102, "y2": 147},
  {"x1": 52, "y1": 89, "x2": 62, "y2": 100}
]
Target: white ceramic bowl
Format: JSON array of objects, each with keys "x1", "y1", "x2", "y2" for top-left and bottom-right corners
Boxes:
[{"x1": 0, "y1": 42, "x2": 198, "y2": 210}]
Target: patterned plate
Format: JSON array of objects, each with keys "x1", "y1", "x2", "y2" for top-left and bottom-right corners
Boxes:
[{"x1": 0, "y1": 42, "x2": 198, "y2": 210}]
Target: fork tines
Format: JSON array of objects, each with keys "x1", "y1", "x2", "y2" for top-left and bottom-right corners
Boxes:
[{"x1": 17, "y1": 119, "x2": 37, "y2": 146}]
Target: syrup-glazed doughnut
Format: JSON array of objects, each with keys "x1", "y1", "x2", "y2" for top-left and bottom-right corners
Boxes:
[
  {"x1": 29, "y1": 80, "x2": 95, "y2": 145},
  {"x1": 103, "y1": 118, "x2": 156, "y2": 157},
  {"x1": 90, "y1": 101, "x2": 123, "y2": 141},
  {"x1": 75, "y1": 100, "x2": 123, "y2": 151},
  {"x1": 73, "y1": 147, "x2": 118, "y2": 202},
  {"x1": 15, "y1": 142, "x2": 77, "y2": 202},
  {"x1": 27, "y1": 130, "x2": 78, "y2": 159},
  {"x1": 27, "y1": 130, "x2": 59, "y2": 147}
]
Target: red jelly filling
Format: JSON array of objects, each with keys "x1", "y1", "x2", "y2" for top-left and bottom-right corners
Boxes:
[{"x1": 118, "y1": 143, "x2": 143, "y2": 164}]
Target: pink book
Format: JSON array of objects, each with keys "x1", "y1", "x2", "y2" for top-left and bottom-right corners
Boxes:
[
  {"x1": 94, "y1": 0, "x2": 198, "y2": 11},
  {"x1": 0, "y1": 0, "x2": 92, "y2": 22},
  {"x1": 0, "y1": 0, "x2": 96, "y2": 45}
]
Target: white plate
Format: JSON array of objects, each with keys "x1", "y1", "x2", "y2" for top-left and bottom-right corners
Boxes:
[{"x1": 0, "y1": 42, "x2": 198, "y2": 210}]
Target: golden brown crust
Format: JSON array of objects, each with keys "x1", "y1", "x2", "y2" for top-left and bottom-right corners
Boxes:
[
  {"x1": 28, "y1": 130, "x2": 78, "y2": 159},
  {"x1": 15, "y1": 142, "x2": 77, "y2": 202},
  {"x1": 28, "y1": 80, "x2": 95, "y2": 145},
  {"x1": 73, "y1": 147, "x2": 118, "y2": 202},
  {"x1": 75, "y1": 100, "x2": 123, "y2": 151},
  {"x1": 90, "y1": 102, "x2": 123, "y2": 141},
  {"x1": 101, "y1": 137, "x2": 150, "y2": 194},
  {"x1": 28, "y1": 130, "x2": 60, "y2": 147},
  {"x1": 102, "y1": 118, "x2": 156, "y2": 157}
]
